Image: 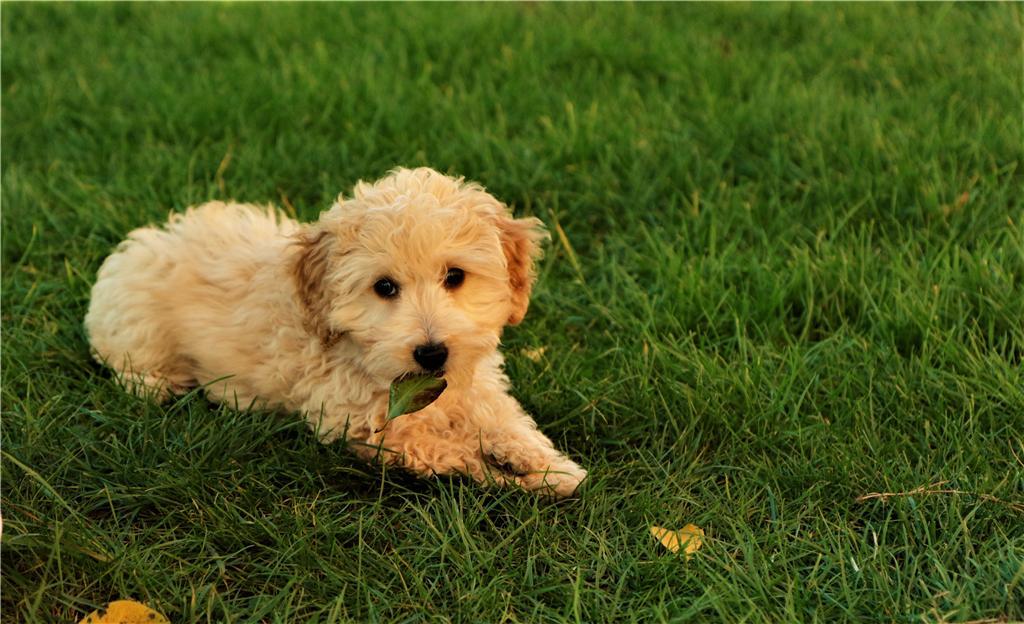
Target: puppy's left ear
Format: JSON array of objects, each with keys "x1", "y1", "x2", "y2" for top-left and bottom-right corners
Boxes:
[
  {"x1": 498, "y1": 215, "x2": 549, "y2": 325},
  {"x1": 292, "y1": 227, "x2": 339, "y2": 347}
]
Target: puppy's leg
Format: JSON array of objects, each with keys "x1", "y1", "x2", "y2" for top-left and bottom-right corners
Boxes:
[
  {"x1": 356, "y1": 411, "x2": 513, "y2": 487},
  {"x1": 475, "y1": 393, "x2": 587, "y2": 498},
  {"x1": 119, "y1": 370, "x2": 196, "y2": 402},
  {"x1": 86, "y1": 228, "x2": 197, "y2": 402}
]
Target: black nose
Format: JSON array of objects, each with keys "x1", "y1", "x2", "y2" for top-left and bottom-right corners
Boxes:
[{"x1": 413, "y1": 342, "x2": 448, "y2": 371}]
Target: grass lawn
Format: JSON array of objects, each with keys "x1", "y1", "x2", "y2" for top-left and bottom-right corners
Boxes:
[{"x1": 2, "y1": 3, "x2": 1022, "y2": 622}]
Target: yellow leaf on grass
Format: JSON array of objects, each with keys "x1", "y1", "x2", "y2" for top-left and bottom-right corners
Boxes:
[
  {"x1": 79, "y1": 600, "x2": 169, "y2": 624},
  {"x1": 651, "y1": 524, "x2": 704, "y2": 558},
  {"x1": 521, "y1": 346, "x2": 547, "y2": 362}
]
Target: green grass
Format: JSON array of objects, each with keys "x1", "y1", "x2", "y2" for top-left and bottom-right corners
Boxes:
[{"x1": 3, "y1": 3, "x2": 1023, "y2": 622}]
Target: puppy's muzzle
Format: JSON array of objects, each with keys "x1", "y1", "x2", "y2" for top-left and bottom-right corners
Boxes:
[{"x1": 413, "y1": 342, "x2": 448, "y2": 372}]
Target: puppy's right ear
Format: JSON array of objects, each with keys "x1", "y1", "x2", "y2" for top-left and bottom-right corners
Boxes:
[
  {"x1": 498, "y1": 215, "x2": 548, "y2": 326},
  {"x1": 292, "y1": 228, "x2": 339, "y2": 347}
]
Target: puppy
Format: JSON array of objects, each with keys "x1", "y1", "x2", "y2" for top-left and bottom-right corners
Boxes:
[{"x1": 85, "y1": 167, "x2": 587, "y2": 497}]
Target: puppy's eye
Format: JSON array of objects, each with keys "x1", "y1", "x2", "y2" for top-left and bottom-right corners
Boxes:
[
  {"x1": 444, "y1": 267, "x2": 465, "y2": 290},
  {"x1": 373, "y1": 277, "x2": 399, "y2": 299}
]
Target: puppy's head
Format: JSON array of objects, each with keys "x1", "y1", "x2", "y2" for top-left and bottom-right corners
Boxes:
[{"x1": 293, "y1": 167, "x2": 547, "y2": 387}]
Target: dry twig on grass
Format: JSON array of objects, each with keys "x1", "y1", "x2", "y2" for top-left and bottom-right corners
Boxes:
[{"x1": 855, "y1": 480, "x2": 1024, "y2": 513}]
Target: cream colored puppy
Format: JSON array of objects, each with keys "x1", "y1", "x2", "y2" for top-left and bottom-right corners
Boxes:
[{"x1": 86, "y1": 167, "x2": 587, "y2": 497}]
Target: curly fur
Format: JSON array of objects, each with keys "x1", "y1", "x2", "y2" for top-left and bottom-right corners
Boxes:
[{"x1": 85, "y1": 167, "x2": 587, "y2": 497}]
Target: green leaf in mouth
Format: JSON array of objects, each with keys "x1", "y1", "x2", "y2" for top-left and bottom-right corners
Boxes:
[{"x1": 387, "y1": 373, "x2": 447, "y2": 419}]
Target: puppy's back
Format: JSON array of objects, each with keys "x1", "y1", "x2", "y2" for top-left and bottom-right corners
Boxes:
[{"x1": 85, "y1": 202, "x2": 300, "y2": 397}]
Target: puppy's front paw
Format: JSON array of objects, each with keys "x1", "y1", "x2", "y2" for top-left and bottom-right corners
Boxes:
[
  {"x1": 483, "y1": 440, "x2": 588, "y2": 498},
  {"x1": 518, "y1": 461, "x2": 588, "y2": 499},
  {"x1": 487, "y1": 446, "x2": 593, "y2": 495}
]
